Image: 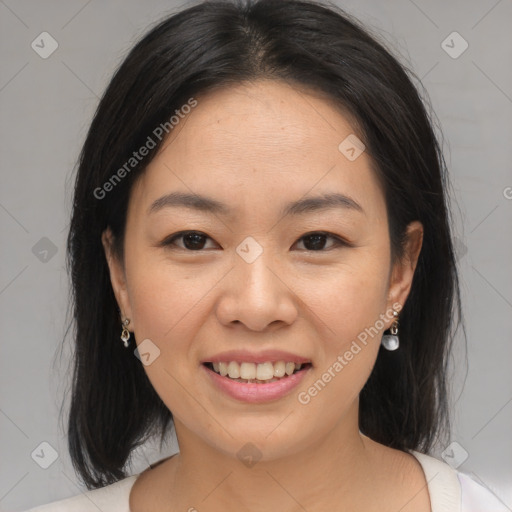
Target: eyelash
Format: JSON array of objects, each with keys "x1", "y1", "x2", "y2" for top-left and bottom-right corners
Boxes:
[{"x1": 160, "y1": 230, "x2": 349, "y2": 252}]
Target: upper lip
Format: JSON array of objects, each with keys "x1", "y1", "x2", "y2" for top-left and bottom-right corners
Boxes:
[{"x1": 201, "y1": 349, "x2": 311, "y2": 365}]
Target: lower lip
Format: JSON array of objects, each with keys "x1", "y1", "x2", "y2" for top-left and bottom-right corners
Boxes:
[{"x1": 202, "y1": 364, "x2": 311, "y2": 404}]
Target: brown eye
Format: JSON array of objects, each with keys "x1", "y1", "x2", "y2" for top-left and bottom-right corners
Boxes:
[
  {"x1": 295, "y1": 232, "x2": 347, "y2": 251},
  {"x1": 162, "y1": 231, "x2": 217, "y2": 251}
]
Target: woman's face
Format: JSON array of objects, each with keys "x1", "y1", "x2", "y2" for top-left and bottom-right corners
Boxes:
[{"x1": 104, "y1": 80, "x2": 422, "y2": 461}]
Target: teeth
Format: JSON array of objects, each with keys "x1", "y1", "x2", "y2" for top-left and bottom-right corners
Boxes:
[
  {"x1": 240, "y1": 362, "x2": 256, "y2": 380},
  {"x1": 208, "y1": 360, "x2": 308, "y2": 381},
  {"x1": 218, "y1": 362, "x2": 228, "y2": 377},
  {"x1": 274, "y1": 361, "x2": 286, "y2": 377},
  {"x1": 256, "y1": 362, "x2": 274, "y2": 380},
  {"x1": 227, "y1": 361, "x2": 240, "y2": 379}
]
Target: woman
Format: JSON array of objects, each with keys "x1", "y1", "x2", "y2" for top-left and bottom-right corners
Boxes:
[{"x1": 26, "y1": 0, "x2": 507, "y2": 510}]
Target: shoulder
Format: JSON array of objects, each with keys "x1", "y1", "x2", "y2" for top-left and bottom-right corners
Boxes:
[
  {"x1": 23, "y1": 475, "x2": 139, "y2": 512},
  {"x1": 410, "y1": 450, "x2": 508, "y2": 512}
]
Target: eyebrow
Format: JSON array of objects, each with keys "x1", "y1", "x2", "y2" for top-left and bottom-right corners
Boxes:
[{"x1": 148, "y1": 191, "x2": 365, "y2": 217}]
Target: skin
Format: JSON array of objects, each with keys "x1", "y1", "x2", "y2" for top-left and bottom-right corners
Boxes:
[{"x1": 102, "y1": 80, "x2": 429, "y2": 511}]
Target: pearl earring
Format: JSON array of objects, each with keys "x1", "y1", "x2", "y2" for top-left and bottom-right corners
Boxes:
[{"x1": 381, "y1": 310, "x2": 399, "y2": 351}]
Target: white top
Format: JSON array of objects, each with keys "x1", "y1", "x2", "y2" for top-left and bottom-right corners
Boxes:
[{"x1": 25, "y1": 450, "x2": 508, "y2": 511}]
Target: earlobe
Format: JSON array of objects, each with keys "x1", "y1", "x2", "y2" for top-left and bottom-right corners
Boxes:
[{"x1": 101, "y1": 228, "x2": 134, "y2": 328}]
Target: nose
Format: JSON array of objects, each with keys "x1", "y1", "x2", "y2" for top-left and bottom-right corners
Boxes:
[{"x1": 215, "y1": 249, "x2": 298, "y2": 332}]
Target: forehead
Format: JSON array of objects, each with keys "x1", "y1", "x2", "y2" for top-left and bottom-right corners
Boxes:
[
  {"x1": 163, "y1": 80, "x2": 358, "y2": 166},
  {"x1": 130, "y1": 80, "x2": 385, "y2": 223}
]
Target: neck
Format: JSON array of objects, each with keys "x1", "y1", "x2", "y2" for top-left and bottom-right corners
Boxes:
[{"x1": 162, "y1": 402, "x2": 382, "y2": 511}]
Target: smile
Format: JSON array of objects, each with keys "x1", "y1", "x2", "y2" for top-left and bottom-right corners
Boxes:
[
  {"x1": 204, "y1": 361, "x2": 311, "y2": 383},
  {"x1": 202, "y1": 361, "x2": 312, "y2": 403}
]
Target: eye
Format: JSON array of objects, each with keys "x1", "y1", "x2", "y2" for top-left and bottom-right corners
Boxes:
[
  {"x1": 293, "y1": 232, "x2": 348, "y2": 251},
  {"x1": 161, "y1": 231, "x2": 218, "y2": 251},
  {"x1": 160, "y1": 230, "x2": 349, "y2": 252}
]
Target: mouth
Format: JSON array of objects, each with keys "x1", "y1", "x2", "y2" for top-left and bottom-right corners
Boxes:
[{"x1": 202, "y1": 361, "x2": 313, "y2": 384}]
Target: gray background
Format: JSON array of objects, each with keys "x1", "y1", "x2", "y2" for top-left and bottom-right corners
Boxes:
[{"x1": 1, "y1": 0, "x2": 511, "y2": 510}]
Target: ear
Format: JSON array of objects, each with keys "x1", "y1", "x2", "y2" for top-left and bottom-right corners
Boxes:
[
  {"x1": 386, "y1": 220, "x2": 424, "y2": 323},
  {"x1": 101, "y1": 228, "x2": 134, "y2": 330}
]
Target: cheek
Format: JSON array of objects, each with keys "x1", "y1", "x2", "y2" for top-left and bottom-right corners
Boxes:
[
  {"x1": 124, "y1": 263, "x2": 205, "y2": 416},
  {"x1": 294, "y1": 275, "x2": 387, "y2": 416},
  {"x1": 128, "y1": 276, "x2": 182, "y2": 340},
  {"x1": 293, "y1": 252, "x2": 390, "y2": 401},
  {"x1": 124, "y1": 253, "x2": 224, "y2": 384},
  {"x1": 298, "y1": 254, "x2": 390, "y2": 348},
  {"x1": 125, "y1": 247, "x2": 211, "y2": 340}
]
